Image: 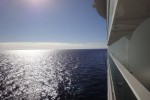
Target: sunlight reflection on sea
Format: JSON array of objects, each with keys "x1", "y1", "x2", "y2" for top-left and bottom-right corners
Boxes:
[{"x1": 0, "y1": 50, "x2": 107, "y2": 100}]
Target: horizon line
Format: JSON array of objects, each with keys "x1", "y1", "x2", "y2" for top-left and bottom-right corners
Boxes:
[{"x1": 0, "y1": 42, "x2": 108, "y2": 50}]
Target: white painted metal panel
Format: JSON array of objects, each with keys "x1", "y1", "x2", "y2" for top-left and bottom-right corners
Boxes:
[{"x1": 108, "y1": 0, "x2": 118, "y2": 38}]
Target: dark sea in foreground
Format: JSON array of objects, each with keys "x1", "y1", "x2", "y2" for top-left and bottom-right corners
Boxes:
[{"x1": 0, "y1": 49, "x2": 107, "y2": 100}]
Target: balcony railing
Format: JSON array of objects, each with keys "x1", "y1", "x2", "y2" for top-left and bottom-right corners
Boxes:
[{"x1": 108, "y1": 52, "x2": 150, "y2": 100}]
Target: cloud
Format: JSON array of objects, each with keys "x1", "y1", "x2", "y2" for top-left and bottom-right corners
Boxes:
[{"x1": 0, "y1": 42, "x2": 107, "y2": 50}]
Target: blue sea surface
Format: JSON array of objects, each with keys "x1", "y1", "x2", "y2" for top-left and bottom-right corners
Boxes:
[{"x1": 0, "y1": 49, "x2": 107, "y2": 100}]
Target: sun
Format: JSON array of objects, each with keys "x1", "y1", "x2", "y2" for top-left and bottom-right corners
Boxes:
[{"x1": 25, "y1": 0, "x2": 50, "y2": 7}]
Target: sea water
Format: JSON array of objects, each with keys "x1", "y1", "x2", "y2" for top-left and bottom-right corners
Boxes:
[{"x1": 0, "y1": 49, "x2": 107, "y2": 100}]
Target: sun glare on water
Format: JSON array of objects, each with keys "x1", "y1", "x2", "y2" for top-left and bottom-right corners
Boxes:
[
  {"x1": 10, "y1": 50, "x2": 50, "y2": 59},
  {"x1": 15, "y1": 50, "x2": 44, "y2": 56},
  {"x1": 11, "y1": 50, "x2": 51, "y2": 62}
]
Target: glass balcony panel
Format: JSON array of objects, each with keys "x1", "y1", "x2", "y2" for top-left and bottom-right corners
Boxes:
[{"x1": 108, "y1": 55, "x2": 137, "y2": 100}]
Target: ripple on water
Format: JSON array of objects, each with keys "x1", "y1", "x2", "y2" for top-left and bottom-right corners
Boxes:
[{"x1": 0, "y1": 49, "x2": 107, "y2": 100}]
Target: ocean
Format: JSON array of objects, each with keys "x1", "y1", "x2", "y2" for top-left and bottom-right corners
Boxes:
[{"x1": 0, "y1": 49, "x2": 107, "y2": 100}]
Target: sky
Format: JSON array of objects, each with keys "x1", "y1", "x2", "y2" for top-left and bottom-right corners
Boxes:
[{"x1": 0, "y1": 0, "x2": 107, "y2": 49}]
